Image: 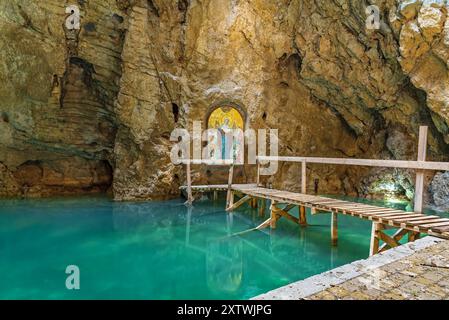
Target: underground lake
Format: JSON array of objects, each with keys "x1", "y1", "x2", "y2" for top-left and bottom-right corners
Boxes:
[{"x1": 2, "y1": 195, "x2": 446, "y2": 300}]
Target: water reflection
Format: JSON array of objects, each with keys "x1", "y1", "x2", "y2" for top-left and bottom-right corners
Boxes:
[{"x1": 206, "y1": 237, "x2": 243, "y2": 293}]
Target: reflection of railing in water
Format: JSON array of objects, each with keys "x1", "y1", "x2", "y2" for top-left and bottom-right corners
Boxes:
[
  {"x1": 206, "y1": 237, "x2": 243, "y2": 293},
  {"x1": 185, "y1": 204, "x2": 340, "y2": 285}
]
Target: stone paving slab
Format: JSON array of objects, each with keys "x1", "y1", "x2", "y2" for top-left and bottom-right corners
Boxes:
[{"x1": 254, "y1": 237, "x2": 449, "y2": 300}]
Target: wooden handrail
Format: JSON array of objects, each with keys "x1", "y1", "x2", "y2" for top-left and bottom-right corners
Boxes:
[
  {"x1": 256, "y1": 127, "x2": 449, "y2": 213},
  {"x1": 256, "y1": 156, "x2": 449, "y2": 171}
]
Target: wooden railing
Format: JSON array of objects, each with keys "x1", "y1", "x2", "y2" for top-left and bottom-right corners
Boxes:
[
  {"x1": 257, "y1": 126, "x2": 449, "y2": 213},
  {"x1": 183, "y1": 126, "x2": 449, "y2": 213}
]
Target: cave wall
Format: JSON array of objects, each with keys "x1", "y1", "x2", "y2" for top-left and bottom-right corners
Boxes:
[
  {"x1": 0, "y1": 0, "x2": 124, "y2": 197},
  {"x1": 1, "y1": 0, "x2": 448, "y2": 205}
]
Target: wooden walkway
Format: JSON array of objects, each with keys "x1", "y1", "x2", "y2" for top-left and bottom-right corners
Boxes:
[
  {"x1": 181, "y1": 184, "x2": 449, "y2": 256},
  {"x1": 180, "y1": 126, "x2": 449, "y2": 256}
]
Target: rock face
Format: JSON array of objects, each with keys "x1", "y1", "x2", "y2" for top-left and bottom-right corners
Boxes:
[
  {"x1": 0, "y1": 0, "x2": 448, "y2": 206},
  {"x1": 0, "y1": 0, "x2": 123, "y2": 197},
  {"x1": 430, "y1": 172, "x2": 449, "y2": 210}
]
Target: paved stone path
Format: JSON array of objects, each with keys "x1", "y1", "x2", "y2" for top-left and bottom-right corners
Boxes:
[
  {"x1": 309, "y1": 240, "x2": 449, "y2": 300},
  {"x1": 255, "y1": 237, "x2": 449, "y2": 300}
]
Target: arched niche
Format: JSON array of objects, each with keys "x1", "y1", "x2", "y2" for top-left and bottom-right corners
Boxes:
[{"x1": 205, "y1": 102, "x2": 246, "y2": 163}]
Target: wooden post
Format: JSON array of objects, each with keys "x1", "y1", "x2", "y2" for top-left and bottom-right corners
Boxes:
[
  {"x1": 257, "y1": 160, "x2": 261, "y2": 187},
  {"x1": 185, "y1": 205, "x2": 192, "y2": 245},
  {"x1": 186, "y1": 161, "x2": 193, "y2": 205},
  {"x1": 414, "y1": 126, "x2": 428, "y2": 213},
  {"x1": 370, "y1": 223, "x2": 383, "y2": 256},
  {"x1": 409, "y1": 231, "x2": 421, "y2": 242},
  {"x1": 331, "y1": 211, "x2": 338, "y2": 246},
  {"x1": 226, "y1": 163, "x2": 235, "y2": 208},
  {"x1": 270, "y1": 201, "x2": 278, "y2": 229},
  {"x1": 213, "y1": 191, "x2": 218, "y2": 201},
  {"x1": 299, "y1": 206, "x2": 307, "y2": 226},
  {"x1": 259, "y1": 199, "x2": 266, "y2": 217},
  {"x1": 301, "y1": 160, "x2": 307, "y2": 194}
]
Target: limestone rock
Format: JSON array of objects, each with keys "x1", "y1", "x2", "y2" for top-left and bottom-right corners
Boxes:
[
  {"x1": 430, "y1": 171, "x2": 449, "y2": 209},
  {"x1": 1, "y1": 0, "x2": 449, "y2": 205}
]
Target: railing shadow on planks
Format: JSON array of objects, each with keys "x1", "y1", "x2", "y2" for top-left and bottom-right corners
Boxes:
[{"x1": 180, "y1": 126, "x2": 449, "y2": 256}]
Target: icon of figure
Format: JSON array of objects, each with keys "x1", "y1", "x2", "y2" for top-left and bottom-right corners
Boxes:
[{"x1": 207, "y1": 106, "x2": 244, "y2": 163}]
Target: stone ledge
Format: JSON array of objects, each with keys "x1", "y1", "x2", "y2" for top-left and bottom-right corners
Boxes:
[{"x1": 253, "y1": 237, "x2": 446, "y2": 300}]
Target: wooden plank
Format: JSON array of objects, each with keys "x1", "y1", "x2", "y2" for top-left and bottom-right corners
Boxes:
[
  {"x1": 368, "y1": 210, "x2": 408, "y2": 216},
  {"x1": 312, "y1": 200, "x2": 349, "y2": 205},
  {"x1": 373, "y1": 213, "x2": 412, "y2": 219},
  {"x1": 345, "y1": 207, "x2": 397, "y2": 212},
  {"x1": 404, "y1": 218, "x2": 448, "y2": 226},
  {"x1": 390, "y1": 214, "x2": 427, "y2": 222},
  {"x1": 421, "y1": 221, "x2": 449, "y2": 229},
  {"x1": 414, "y1": 126, "x2": 428, "y2": 213},
  {"x1": 351, "y1": 208, "x2": 406, "y2": 213},
  {"x1": 387, "y1": 215, "x2": 424, "y2": 226},
  {"x1": 432, "y1": 225, "x2": 449, "y2": 232},
  {"x1": 399, "y1": 215, "x2": 439, "y2": 222},
  {"x1": 226, "y1": 195, "x2": 252, "y2": 212}
]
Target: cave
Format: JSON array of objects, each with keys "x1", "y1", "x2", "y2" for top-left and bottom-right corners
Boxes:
[{"x1": 2, "y1": 0, "x2": 449, "y2": 301}]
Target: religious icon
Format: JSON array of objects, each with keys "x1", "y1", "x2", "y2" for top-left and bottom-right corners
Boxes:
[{"x1": 207, "y1": 106, "x2": 244, "y2": 163}]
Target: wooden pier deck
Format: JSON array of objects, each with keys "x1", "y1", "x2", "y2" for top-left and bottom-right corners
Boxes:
[
  {"x1": 181, "y1": 183, "x2": 449, "y2": 255},
  {"x1": 180, "y1": 126, "x2": 449, "y2": 256}
]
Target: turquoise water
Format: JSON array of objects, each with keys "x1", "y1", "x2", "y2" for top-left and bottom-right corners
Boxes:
[{"x1": 0, "y1": 195, "x2": 446, "y2": 300}]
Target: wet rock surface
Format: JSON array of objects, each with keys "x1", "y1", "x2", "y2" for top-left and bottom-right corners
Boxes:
[{"x1": 0, "y1": 0, "x2": 449, "y2": 202}]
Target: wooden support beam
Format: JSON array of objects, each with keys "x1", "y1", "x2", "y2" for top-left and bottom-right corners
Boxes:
[
  {"x1": 273, "y1": 207, "x2": 300, "y2": 225},
  {"x1": 226, "y1": 164, "x2": 235, "y2": 208},
  {"x1": 378, "y1": 231, "x2": 401, "y2": 249},
  {"x1": 257, "y1": 161, "x2": 261, "y2": 187},
  {"x1": 409, "y1": 231, "x2": 421, "y2": 242},
  {"x1": 213, "y1": 191, "x2": 218, "y2": 201},
  {"x1": 414, "y1": 126, "x2": 428, "y2": 213},
  {"x1": 281, "y1": 204, "x2": 296, "y2": 212},
  {"x1": 250, "y1": 198, "x2": 258, "y2": 209},
  {"x1": 270, "y1": 201, "x2": 279, "y2": 229},
  {"x1": 299, "y1": 206, "x2": 307, "y2": 226},
  {"x1": 228, "y1": 192, "x2": 234, "y2": 209},
  {"x1": 301, "y1": 160, "x2": 307, "y2": 194},
  {"x1": 186, "y1": 162, "x2": 193, "y2": 205},
  {"x1": 259, "y1": 199, "x2": 266, "y2": 217},
  {"x1": 331, "y1": 211, "x2": 338, "y2": 246},
  {"x1": 377, "y1": 227, "x2": 407, "y2": 254},
  {"x1": 256, "y1": 217, "x2": 272, "y2": 230},
  {"x1": 226, "y1": 195, "x2": 252, "y2": 212},
  {"x1": 370, "y1": 223, "x2": 383, "y2": 256}
]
